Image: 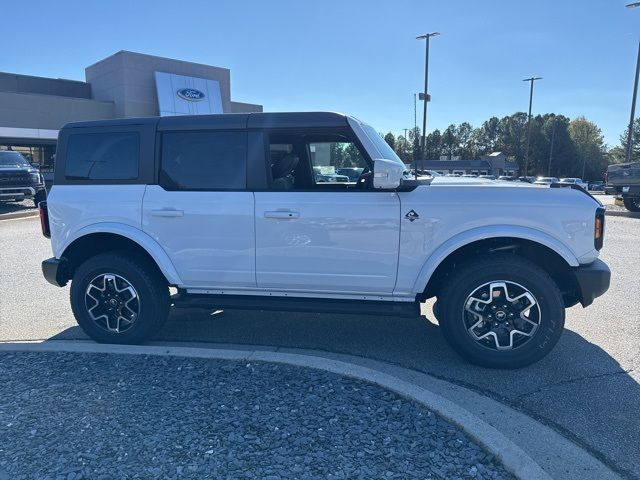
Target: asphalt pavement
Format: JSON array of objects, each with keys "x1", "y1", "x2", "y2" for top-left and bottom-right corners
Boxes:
[{"x1": 0, "y1": 215, "x2": 638, "y2": 478}]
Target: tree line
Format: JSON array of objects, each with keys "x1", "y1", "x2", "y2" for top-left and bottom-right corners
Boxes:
[{"x1": 382, "y1": 112, "x2": 637, "y2": 181}]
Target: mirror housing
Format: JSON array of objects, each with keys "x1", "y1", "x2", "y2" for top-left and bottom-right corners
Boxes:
[{"x1": 373, "y1": 158, "x2": 406, "y2": 190}]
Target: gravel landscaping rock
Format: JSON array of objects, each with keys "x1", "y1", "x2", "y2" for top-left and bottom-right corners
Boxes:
[{"x1": 0, "y1": 352, "x2": 513, "y2": 479}]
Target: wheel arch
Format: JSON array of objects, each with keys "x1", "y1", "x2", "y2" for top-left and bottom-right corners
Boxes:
[
  {"x1": 414, "y1": 228, "x2": 581, "y2": 307},
  {"x1": 59, "y1": 223, "x2": 182, "y2": 286}
]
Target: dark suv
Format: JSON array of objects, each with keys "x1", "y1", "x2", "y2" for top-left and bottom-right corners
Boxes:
[{"x1": 0, "y1": 151, "x2": 47, "y2": 206}]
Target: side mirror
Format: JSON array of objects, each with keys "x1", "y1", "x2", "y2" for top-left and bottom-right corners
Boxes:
[{"x1": 373, "y1": 158, "x2": 405, "y2": 190}]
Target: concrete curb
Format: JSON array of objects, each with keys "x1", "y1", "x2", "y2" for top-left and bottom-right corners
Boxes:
[
  {"x1": 605, "y1": 209, "x2": 640, "y2": 218},
  {"x1": 0, "y1": 210, "x2": 38, "y2": 221},
  {"x1": 0, "y1": 340, "x2": 620, "y2": 480}
]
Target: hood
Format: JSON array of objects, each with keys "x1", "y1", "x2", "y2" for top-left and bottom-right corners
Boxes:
[
  {"x1": 430, "y1": 176, "x2": 541, "y2": 188},
  {"x1": 0, "y1": 165, "x2": 37, "y2": 174}
]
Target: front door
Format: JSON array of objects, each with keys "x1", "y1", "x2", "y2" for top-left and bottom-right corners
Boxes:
[
  {"x1": 143, "y1": 130, "x2": 255, "y2": 289},
  {"x1": 254, "y1": 132, "x2": 400, "y2": 294}
]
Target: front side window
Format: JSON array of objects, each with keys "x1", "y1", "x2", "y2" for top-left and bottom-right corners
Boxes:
[
  {"x1": 65, "y1": 132, "x2": 139, "y2": 180},
  {"x1": 308, "y1": 141, "x2": 366, "y2": 184},
  {"x1": 268, "y1": 132, "x2": 369, "y2": 191},
  {"x1": 160, "y1": 131, "x2": 247, "y2": 190}
]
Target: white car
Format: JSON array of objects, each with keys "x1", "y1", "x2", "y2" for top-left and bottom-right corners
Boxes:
[
  {"x1": 558, "y1": 177, "x2": 588, "y2": 189},
  {"x1": 534, "y1": 176, "x2": 560, "y2": 185},
  {"x1": 40, "y1": 112, "x2": 610, "y2": 368}
]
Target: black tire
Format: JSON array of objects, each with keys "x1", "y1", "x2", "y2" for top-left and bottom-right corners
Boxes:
[
  {"x1": 33, "y1": 189, "x2": 47, "y2": 207},
  {"x1": 437, "y1": 254, "x2": 565, "y2": 369},
  {"x1": 70, "y1": 252, "x2": 170, "y2": 344},
  {"x1": 623, "y1": 196, "x2": 640, "y2": 212}
]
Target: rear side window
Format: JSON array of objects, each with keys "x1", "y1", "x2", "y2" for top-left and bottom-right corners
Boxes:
[
  {"x1": 65, "y1": 132, "x2": 139, "y2": 180},
  {"x1": 160, "y1": 131, "x2": 247, "y2": 190}
]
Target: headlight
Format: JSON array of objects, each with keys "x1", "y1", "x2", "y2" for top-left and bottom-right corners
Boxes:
[{"x1": 30, "y1": 173, "x2": 40, "y2": 183}]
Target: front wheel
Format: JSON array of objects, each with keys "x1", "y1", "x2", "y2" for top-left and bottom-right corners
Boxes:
[
  {"x1": 437, "y1": 254, "x2": 565, "y2": 369},
  {"x1": 70, "y1": 252, "x2": 170, "y2": 344},
  {"x1": 623, "y1": 196, "x2": 640, "y2": 212}
]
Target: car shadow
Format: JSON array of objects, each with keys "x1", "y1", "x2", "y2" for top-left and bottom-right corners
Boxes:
[
  {"x1": 0, "y1": 201, "x2": 36, "y2": 215},
  {"x1": 46, "y1": 306, "x2": 639, "y2": 478}
]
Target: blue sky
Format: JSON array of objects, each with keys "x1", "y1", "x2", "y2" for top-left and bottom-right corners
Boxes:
[{"x1": 3, "y1": 0, "x2": 638, "y2": 146}]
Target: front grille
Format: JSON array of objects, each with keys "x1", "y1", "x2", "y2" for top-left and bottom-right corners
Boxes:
[{"x1": 0, "y1": 173, "x2": 34, "y2": 186}]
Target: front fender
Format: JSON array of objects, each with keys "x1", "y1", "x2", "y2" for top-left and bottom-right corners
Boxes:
[
  {"x1": 62, "y1": 222, "x2": 183, "y2": 286},
  {"x1": 411, "y1": 225, "x2": 580, "y2": 294}
]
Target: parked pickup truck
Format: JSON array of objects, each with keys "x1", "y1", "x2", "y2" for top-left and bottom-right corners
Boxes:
[
  {"x1": 39, "y1": 112, "x2": 610, "y2": 369},
  {"x1": 606, "y1": 162, "x2": 640, "y2": 212},
  {"x1": 0, "y1": 151, "x2": 47, "y2": 206}
]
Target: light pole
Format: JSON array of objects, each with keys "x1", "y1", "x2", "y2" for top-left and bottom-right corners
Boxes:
[
  {"x1": 523, "y1": 76, "x2": 542, "y2": 176},
  {"x1": 548, "y1": 116, "x2": 556, "y2": 176},
  {"x1": 626, "y1": 2, "x2": 640, "y2": 162},
  {"x1": 403, "y1": 128, "x2": 410, "y2": 162},
  {"x1": 417, "y1": 32, "x2": 440, "y2": 176}
]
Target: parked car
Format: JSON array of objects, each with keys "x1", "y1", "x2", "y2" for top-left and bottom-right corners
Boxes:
[
  {"x1": 0, "y1": 151, "x2": 47, "y2": 206},
  {"x1": 313, "y1": 167, "x2": 350, "y2": 183},
  {"x1": 588, "y1": 181, "x2": 605, "y2": 191},
  {"x1": 534, "y1": 176, "x2": 560, "y2": 185},
  {"x1": 606, "y1": 162, "x2": 640, "y2": 212},
  {"x1": 518, "y1": 176, "x2": 536, "y2": 183},
  {"x1": 558, "y1": 178, "x2": 588, "y2": 189},
  {"x1": 478, "y1": 174, "x2": 496, "y2": 180},
  {"x1": 497, "y1": 176, "x2": 517, "y2": 181},
  {"x1": 335, "y1": 167, "x2": 364, "y2": 182},
  {"x1": 40, "y1": 112, "x2": 610, "y2": 369}
]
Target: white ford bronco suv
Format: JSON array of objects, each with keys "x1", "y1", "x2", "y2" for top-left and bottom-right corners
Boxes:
[{"x1": 40, "y1": 112, "x2": 610, "y2": 368}]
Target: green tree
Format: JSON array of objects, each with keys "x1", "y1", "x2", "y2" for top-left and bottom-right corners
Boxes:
[
  {"x1": 441, "y1": 124, "x2": 458, "y2": 159},
  {"x1": 475, "y1": 117, "x2": 501, "y2": 155},
  {"x1": 456, "y1": 122, "x2": 475, "y2": 159},
  {"x1": 384, "y1": 132, "x2": 396, "y2": 151},
  {"x1": 568, "y1": 117, "x2": 606, "y2": 180},
  {"x1": 425, "y1": 129, "x2": 443, "y2": 159},
  {"x1": 616, "y1": 118, "x2": 640, "y2": 163}
]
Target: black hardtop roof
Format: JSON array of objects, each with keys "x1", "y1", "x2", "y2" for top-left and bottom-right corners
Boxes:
[{"x1": 62, "y1": 112, "x2": 350, "y2": 131}]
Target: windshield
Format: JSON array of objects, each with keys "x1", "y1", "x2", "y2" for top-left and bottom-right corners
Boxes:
[
  {"x1": 358, "y1": 122, "x2": 406, "y2": 168},
  {"x1": 0, "y1": 151, "x2": 30, "y2": 167}
]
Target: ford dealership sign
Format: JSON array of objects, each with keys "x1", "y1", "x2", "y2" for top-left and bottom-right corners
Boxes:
[{"x1": 176, "y1": 88, "x2": 206, "y2": 102}]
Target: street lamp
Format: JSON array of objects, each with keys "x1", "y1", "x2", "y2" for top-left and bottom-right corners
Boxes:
[
  {"x1": 523, "y1": 76, "x2": 542, "y2": 176},
  {"x1": 417, "y1": 32, "x2": 440, "y2": 177},
  {"x1": 625, "y1": 2, "x2": 640, "y2": 163}
]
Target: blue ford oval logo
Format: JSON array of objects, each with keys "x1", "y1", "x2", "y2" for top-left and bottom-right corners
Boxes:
[{"x1": 176, "y1": 88, "x2": 206, "y2": 102}]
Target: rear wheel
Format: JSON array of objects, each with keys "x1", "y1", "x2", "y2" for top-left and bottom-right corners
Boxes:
[
  {"x1": 623, "y1": 196, "x2": 640, "y2": 212},
  {"x1": 70, "y1": 252, "x2": 169, "y2": 344},
  {"x1": 437, "y1": 254, "x2": 565, "y2": 369}
]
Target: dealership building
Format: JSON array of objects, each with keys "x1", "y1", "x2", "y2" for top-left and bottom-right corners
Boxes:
[{"x1": 0, "y1": 50, "x2": 262, "y2": 177}]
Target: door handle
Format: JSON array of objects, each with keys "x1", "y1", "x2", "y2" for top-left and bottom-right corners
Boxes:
[
  {"x1": 264, "y1": 210, "x2": 300, "y2": 219},
  {"x1": 151, "y1": 209, "x2": 184, "y2": 217}
]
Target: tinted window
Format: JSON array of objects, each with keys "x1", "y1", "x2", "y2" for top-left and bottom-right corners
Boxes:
[
  {"x1": 66, "y1": 132, "x2": 139, "y2": 180},
  {"x1": 160, "y1": 131, "x2": 247, "y2": 190}
]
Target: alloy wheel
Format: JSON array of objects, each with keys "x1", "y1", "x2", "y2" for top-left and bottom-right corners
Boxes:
[
  {"x1": 463, "y1": 281, "x2": 541, "y2": 351},
  {"x1": 85, "y1": 273, "x2": 140, "y2": 333}
]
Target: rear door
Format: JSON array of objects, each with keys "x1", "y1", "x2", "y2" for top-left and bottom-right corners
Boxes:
[
  {"x1": 254, "y1": 130, "x2": 401, "y2": 294},
  {"x1": 143, "y1": 128, "x2": 255, "y2": 289}
]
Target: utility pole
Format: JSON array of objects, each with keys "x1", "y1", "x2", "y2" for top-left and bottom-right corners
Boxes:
[
  {"x1": 626, "y1": 40, "x2": 640, "y2": 162},
  {"x1": 417, "y1": 32, "x2": 440, "y2": 176},
  {"x1": 523, "y1": 76, "x2": 542, "y2": 176},
  {"x1": 548, "y1": 116, "x2": 556, "y2": 176},
  {"x1": 626, "y1": 3, "x2": 640, "y2": 162},
  {"x1": 413, "y1": 94, "x2": 418, "y2": 178}
]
